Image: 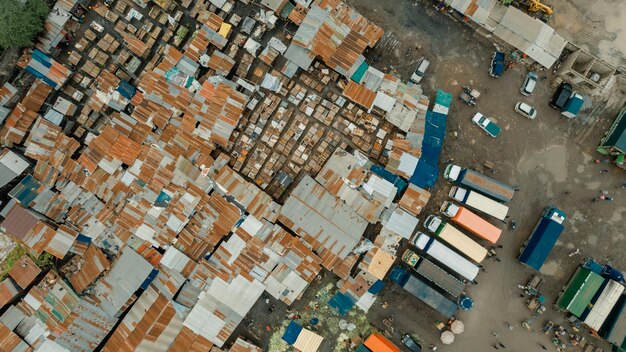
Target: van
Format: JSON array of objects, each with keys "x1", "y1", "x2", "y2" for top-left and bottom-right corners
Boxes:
[
  {"x1": 550, "y1": 82, "x2": 572, "y2": 109},
  {"x1": 410, "y1": 58, "x2": 430, "y2": 83}
]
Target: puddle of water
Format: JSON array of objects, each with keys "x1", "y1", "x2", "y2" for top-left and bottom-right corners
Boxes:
[
  {"x1": 518, "y1": 145, "x2": 568, "y2": 183},
  {"x1": 540, "y1": 261, "x2": 559, "y2": 276}
]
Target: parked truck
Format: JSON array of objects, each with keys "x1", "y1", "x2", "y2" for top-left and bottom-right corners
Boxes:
[
  {"x1": 403, "y1": 249, "x2": 466, "y2": 297},
  {"x1": 444, "y1": 164, "x2": 515, "y2": 203},
  {"x1": 414, "y1": 232, "x2": 480, "y2": 282},
  {"x1": 560, "y1": 92, "x2": 584, "y2": 118},
  {"x1": 424, "y1": 215, "x2": 488, "y2": 263},
  {"x1": 449, "y1": 186, "x2": 509, "y2": 221},
  {"x1": 440, "y1": 202, "x2": 502, "y2": 244},
  {"x1": 389, "y1": 265, "x2": 458, "y2": 318},
  {"x1": 518, "y1": 207, "x2": 567, "y2": 271}
]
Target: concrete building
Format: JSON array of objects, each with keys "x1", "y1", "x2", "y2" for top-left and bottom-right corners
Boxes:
[{"x1": 557, "y1": 46, "x2": 617, "y2": 96}]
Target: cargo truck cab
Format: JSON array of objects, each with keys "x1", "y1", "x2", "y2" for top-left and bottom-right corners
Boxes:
[{"x1": 443, "y1": 164, "x2": 463, "y2": 181}]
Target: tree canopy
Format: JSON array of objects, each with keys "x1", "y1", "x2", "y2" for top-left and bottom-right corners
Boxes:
[{"x1": 0, "y1": 0, "x2": 50, "y2": 50}]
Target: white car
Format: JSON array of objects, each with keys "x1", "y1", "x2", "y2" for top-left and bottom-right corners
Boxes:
[
  {"x1": 520, "y1": 72, "x2": 538, "y2": 96},
  {"x1": 515, "y1": 102, "x2": 537, "y2": 119},
  {"x1": 410, "y1": 58, "x2": 430, "y2": 84}
]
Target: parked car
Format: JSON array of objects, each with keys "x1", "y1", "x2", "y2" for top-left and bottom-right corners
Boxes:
[
  {"x1": 472, "y1": 112, "x2": 501, "y2": 137},
  {"x1": 410, "y1": 58, "x2": 430, "y2": 83},
  {"x1": 489, "y1": 51, "x2": 505, "y2": 77},
  {"x1": 402, "y1": 335, "x2": 422, "y2": 352},
  {"x1": 520, "y1": 72, "x2": 538, "y2": 96},
  {"x1": 550, "y1": 82, "x2": 572, "y2": 109},
  {"x1": 515, "y1": 102, "x2": 538, "y2": 119}
]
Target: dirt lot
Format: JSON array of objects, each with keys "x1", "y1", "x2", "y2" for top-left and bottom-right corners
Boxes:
[
  {"x1": 233, "y1": 0, "x2": 625, "y2": 350},
  {"x1": 550, "y1": 0, "x2": 626, "y2": 71}
]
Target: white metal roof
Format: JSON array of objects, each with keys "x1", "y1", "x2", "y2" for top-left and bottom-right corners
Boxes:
[
  {"x1": 584, "y1": 280, "x2": 625, "y2": 331},
  {"x1": 493, "y1": 7, "x2": 567, "y2": 68}
]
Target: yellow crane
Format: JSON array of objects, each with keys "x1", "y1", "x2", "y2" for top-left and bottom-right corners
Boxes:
[{"x1": 528, "y1": 0, "x2": 554, "y2": 15}]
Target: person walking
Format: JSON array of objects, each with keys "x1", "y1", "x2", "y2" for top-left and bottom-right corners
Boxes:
[{"x1": 539, "y1": 344, "x2": 548, "y2": 350}]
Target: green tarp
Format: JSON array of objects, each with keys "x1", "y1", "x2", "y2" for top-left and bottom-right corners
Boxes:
[{"x1": 557, "y1": 267, "x2": 605, "y2": 317}]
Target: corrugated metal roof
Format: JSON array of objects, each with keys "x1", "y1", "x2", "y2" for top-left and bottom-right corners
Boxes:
[
  {"x1": 0, "y1": 149, "x2": 29, "y2": 188},
  {"x1": 9, "y1": 255, "x2": 41, "y2": 290},
  {"x1": 103, "y1": 286, "x2": 183, "y2": 352},
  {"x1": 91, "y1": 247, "x2": 154, "y2": 317},
  {"x1": 493, "y1": 7, "x2": 566, "y2": 68},
  {"x1": 0, "y1": 278, "x2": 20, "y2": 308},
  {"x1": 0, "y1": 322, "x2": 31, "y2": 352},
  {"x1": 398, "y1": 184, "x2": 431, "y2": 216},
  {"x1": 65, "y1": 244, "x2": 110, "y2": 293},
  {"x1": 293, "y1": 327, "x2": 323, "y2": 352},
  {"x1": 278, "y1": 175, "x2": 368, "y2": 271},
  {"x1": 381, "y1": 206, "x2": 419, "y2": 239},
  {"x1": 230, "y1": 337, "x2": 263, "y2": 352},
  {"x1": 0, "y1": 203, "x2": 40, "y2": 241}
]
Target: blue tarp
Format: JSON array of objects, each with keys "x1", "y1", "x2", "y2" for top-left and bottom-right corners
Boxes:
[
  {"x1": 25, "y1": 66, "x2": 57, "y2": 90},
  {"x1": 409, "y1": 160, "x2": 438, "y2": 189},
  {"x1": 116, "y1": 80, "x2": 136, "y2": 100},
  {"x1": 409, "y1": 99, "x2": 449, "y2": 190},
  {"x1": 75, "y1": 234, "x2": 92, "y2": 244},
  {"x1": 370, "y1": 165, "x2": 408, "y2": 192},
  {"x1": 368, "y1": 280, "x2": 385, "y2": 294},
  {"x1": 328, "y1": 292, "x2": 356, "y2": 316},
  {"x1": 282, "y1": 321, "x2": 303, "y2": 345}
]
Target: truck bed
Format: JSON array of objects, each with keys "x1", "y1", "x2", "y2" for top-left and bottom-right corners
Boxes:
[
  {"x1": 460, "y1": 169, "x2": 515, "y2": 203},
  {"x1": 416, "y1": 258, "x2": 466, "y2": 297},
  {"x1": 403, "y1": 273, "x2": 458, "y2": 318}
]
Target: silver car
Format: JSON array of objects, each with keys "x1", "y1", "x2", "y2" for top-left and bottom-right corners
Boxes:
[
  {"x1": 515, "y1": 102, "x2": 537, "y2": 119},
  {"x1": 520, "y1": 72, "x2": 538, "y2": 96}
]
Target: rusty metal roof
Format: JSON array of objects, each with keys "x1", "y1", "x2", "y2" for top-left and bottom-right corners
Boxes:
[
  {"x1": 9, "y1": 255, "x2": 41, "y2": 290},
  {"x1": 278, "y1": 174, "x2": 368, "y2": 271}
]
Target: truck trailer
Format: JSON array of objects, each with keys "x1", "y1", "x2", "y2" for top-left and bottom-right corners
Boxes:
[
  {"x1": 518, "y1": 207, "x2": 567, "y2": 271},
  {"x1": 414, "y1": 233, "x2": 480, "y2": 282},
  {"x1": 449, "y1": 186, "x2": 509, "y2": 221},
  {"x1": 440, "y1": 202, "x2": 502, "y2": 244},
  {"x1": 424, "y1": 215, "x2": 488, "y2": 263},
  {"x1": 389, "y1": 265, "x2": 458, "y2": 318},
  {"x1": 444, "y1": 164, "x2": 515, "y2": 203},
  {"x1": 403, "y1": 249, "x2": 466, "y2": 297}
]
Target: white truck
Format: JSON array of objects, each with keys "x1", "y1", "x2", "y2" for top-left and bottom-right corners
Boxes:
[
  {"x1": 449, "y1": 186, "x2": 509, "y2": 221},
  {"x1": 414, "y1": 233, "x2": 480, "y2": 282},
  {"x1": 423, "y1": 215, "x2": 488, "y2": 263}
]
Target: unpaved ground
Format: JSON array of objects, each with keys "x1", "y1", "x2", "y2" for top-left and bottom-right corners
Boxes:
[
  {"x1": 352, "y1": 0, "x2": 626, "y2": 351},
  {"x1": 234, "y1": 0, "x2": 625, "y2": 350},
  {"x1": 550, "y1": 0, "x2": 626, "y2": 71}
]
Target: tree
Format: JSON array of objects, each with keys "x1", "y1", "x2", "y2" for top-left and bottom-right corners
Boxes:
[{"x1": 0, "y1": 0, "x2": 50, "y2": 50}]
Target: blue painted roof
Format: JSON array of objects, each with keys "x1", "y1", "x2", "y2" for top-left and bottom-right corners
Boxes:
[{"x1": 282, "y1": 321, "x2": 303, "y2": 345}]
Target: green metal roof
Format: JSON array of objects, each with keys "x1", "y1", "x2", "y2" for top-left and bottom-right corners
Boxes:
[
  {"x1": 601, "y1": 106, "x2": 626, "y2": 153},
  {"x1": 557, "y1": 267, "x2": 605, "y2": 317}
]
